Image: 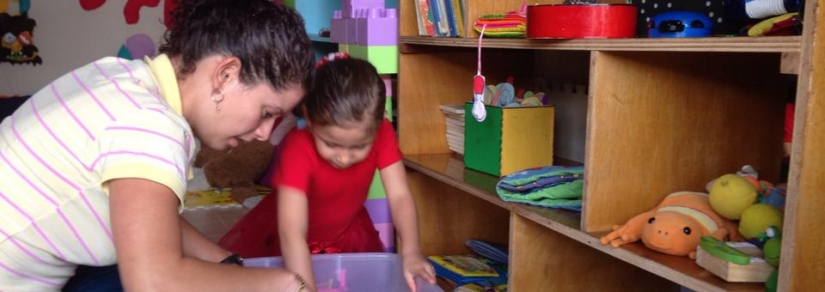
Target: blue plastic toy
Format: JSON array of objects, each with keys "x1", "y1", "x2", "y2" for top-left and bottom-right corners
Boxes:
[{"x1": 648, "y1": 11, "x2": 713, "y2": 38}]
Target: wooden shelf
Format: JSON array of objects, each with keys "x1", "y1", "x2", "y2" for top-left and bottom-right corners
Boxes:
[
  {"x1": 404, "y1": 153, "x2": 765, "y2": 292},
  {"x1": 400, "y1": 36, "x2": 801, "y2": 53}
]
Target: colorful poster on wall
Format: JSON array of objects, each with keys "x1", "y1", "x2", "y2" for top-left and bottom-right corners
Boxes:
[{"x1": 0, "y1": 12, "x2": 41, "y2": 65}]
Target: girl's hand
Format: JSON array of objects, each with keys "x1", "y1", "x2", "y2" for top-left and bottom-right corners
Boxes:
[{"x1": 402, "y1": 252, "x2": 436, "y2": 292}]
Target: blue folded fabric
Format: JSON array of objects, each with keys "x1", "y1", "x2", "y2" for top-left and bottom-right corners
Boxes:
[{"x1": 496, "y1": 165, "x2": 584, "y2": 211}]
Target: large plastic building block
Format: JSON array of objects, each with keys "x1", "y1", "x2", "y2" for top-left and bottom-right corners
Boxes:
[
  {"x1": 330, "y1": 10, "x2": 351, "y2": 44},
  {"x1": 331, "y1": 8, "x2": 398, "y2": 46},
  {"x1": 342, "y1": 0, "x2": 385, "y2": 17},
  {"x1": 339, "y1": 44, "x2": 398, "y2": 74},
  {"x1": 355, "y1": 8, "x2": 398, "y2": 46}
]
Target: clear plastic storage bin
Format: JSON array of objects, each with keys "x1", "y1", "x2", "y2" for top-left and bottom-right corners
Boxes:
[{"x1": 244, "y1": 253, "x2": 444, "y2": 292}]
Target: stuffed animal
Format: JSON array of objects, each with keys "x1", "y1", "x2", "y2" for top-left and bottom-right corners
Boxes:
[
  {"x1": 760, "y1": 226, "x2": 782, "y2": 292},
  {"x1": 707, "y1": 165, "x2": 784, "y2": 240},
  {"x1": 194, "y1": 114, "x2": 296, "y2": 204},
  {"x1": 600, "y1": 191, "x2": 742, "y2": 259}
]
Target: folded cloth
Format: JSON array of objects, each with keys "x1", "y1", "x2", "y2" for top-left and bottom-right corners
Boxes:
[
  {"x1": 496, "y1": 165, "x2": 584, "y2": 211},
  {"x1": 474, "y1": 4, "x2": 527, "y2": 38}
]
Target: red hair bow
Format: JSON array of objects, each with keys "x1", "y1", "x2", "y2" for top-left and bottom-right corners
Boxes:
[{"x1": 316, "y1": 52, "x2": 350, "y2": 68}]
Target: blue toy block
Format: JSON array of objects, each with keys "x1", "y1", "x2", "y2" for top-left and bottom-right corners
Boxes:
[{"x1": 355, "y1": 8, "x2": 398, "y2": 46}]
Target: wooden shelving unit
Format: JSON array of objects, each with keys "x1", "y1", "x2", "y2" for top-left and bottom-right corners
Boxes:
[{"x1": 396, "y1": 0, "x2": 824, "y2": 292}]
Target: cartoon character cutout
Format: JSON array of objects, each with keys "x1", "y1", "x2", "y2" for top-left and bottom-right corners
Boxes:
[{"x1": 0, "y1": 12, "x2": 41, "y2": 65}]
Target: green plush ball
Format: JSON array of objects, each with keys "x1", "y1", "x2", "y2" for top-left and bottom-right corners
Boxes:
[
  {"x1": 739, "y1": 204, "x2": 783, "y2": 239},
  {"x1": 763, "y1": 237, "x2": 782, "y2": 267},
  {"x1": 765, "y1": 270, "x2": 778, "y2": 292}
]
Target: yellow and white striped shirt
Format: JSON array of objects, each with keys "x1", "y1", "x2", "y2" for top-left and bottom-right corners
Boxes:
[{"x1": 0, "y1": 54, "x2": 197, "y2": 291}]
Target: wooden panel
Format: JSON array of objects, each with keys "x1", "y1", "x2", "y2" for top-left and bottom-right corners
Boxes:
[
  {"x1": 780, "y1": 52, "x2": 800, "y2": 75},
  {"x1": 407, "y1": 170, "x2": 510, "y2": 256},
  {"x1": 510, "y1": 214, "x2": 678, "y2": 292},
  {"x1": 398, "y1": 0, "x2": 417, "y2": 37},
  {"x1": 779, "y1": 0, "x2": 825, "y2": 289},
  {"x1": 400, "y1": 36, "x2": 801, "y2": 53},
  {"x1": 584, "y1": 52, "x2": 786, "y2": 232},
  {"x1": 398, "y1": 50, "x2": 535, "y2": 155}
]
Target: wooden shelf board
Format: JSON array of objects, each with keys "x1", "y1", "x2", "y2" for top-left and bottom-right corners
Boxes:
[
  {"x1": 403, "y1": 153, "x2": 765, "y2": 292},
  {"x1": 400, "y1": 36, "x2": 801, "y2": 53}
]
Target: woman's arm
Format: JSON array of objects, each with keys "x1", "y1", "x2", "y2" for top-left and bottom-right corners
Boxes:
[
  {"x1": 278, "y1": 185, "x2": 317, "y2": 292},
  {"x1": 180, "y1": 216, "x2": 231, "y2": 261},
  {"x1": 109, "y1": 178, "x2": 302, "y2": 292},
  {"x1": 380, "y1": 161, "x2": 436, "y2": 290}
]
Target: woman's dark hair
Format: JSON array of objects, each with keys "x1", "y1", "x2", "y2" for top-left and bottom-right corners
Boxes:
[
  {"x1": 159, "y1": 0, "x2": 314, "y2": 91},
  {"x1": 305, "y1": 57, "x2": 385, "y2": 131}
]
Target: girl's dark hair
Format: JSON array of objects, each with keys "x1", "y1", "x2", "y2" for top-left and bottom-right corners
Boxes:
[
  {"x1": 159, "y1": 0, "x2": 314, "y2": 91},
  {"x1": 305, "y1": 57, "x2": 385, "y2": 130}
]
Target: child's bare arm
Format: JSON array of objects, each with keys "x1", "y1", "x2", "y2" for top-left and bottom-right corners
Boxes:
[
  {"x1": 278, "y1": 185, "x2": 317, "y2": 291},
  {"x1": 381, "y1": 161, "x2": 436, "y2": 291}
]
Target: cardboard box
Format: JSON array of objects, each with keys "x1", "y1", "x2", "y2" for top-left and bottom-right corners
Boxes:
[{"x1": 463, "y1": 103, "x2": 555, "y2": 176}]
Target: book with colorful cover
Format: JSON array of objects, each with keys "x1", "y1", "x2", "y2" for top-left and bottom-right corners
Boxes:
[
  {"x1": 428, "y1": 255, "x2": 499, "y2": 278},
  {"x1": 428, "y1": 255, "x2": 507, "y2": 286}
]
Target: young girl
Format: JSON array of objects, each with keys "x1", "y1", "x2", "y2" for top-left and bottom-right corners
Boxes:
[{"x1": 219, "y1": 54, "x2": 436, "y2": 291}]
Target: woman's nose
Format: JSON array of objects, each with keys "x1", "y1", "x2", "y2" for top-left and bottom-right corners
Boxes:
[{"x1": 254, "y1": 119, "x2": 276, "y2": 141}]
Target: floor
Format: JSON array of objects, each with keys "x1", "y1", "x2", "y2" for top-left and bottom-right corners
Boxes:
[
  {"x1": 181, "y1": 205, "x2": 248, "y2": 243},
  {"x1": 182, "y1": 167, "x2": 249, "y2": 243}
]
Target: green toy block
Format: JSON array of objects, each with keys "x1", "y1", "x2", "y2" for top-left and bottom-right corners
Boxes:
[
  {"x1": 367, "y1": 171, "x2": 386, "y2": 199},
  {"x1": 339, "y1": 44, "x2": 398, "y2": 74}
]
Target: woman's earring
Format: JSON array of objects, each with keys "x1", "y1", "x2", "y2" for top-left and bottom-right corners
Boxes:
[{"x1": 211, "y1": 88, "x2": 225, "y2": 112}]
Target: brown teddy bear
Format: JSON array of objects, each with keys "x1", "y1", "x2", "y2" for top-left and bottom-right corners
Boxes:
[{"x1": 193, "y1": 114, "x2": 296, "y2": 204}]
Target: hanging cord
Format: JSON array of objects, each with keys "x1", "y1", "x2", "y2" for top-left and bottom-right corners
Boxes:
[{"x1": 472, "y1": 25, "x2": 487, "y2": 122}]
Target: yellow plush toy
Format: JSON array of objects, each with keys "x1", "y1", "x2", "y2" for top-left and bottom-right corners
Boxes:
[
  {"x1": 600, "y1": 191, "x2": 741, "y2": 259},
  {"x1": 707, "y1": 165, "x2": 784, "y2": 240}
]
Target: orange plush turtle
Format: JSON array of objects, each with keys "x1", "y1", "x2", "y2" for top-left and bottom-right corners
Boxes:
[{"x1": 599, "y1": 191, "x2": 742, "y2": 259}]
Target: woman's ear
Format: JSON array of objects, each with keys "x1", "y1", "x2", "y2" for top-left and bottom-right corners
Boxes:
[{"x1": 213, "y1": 56, "x2": 242, "y2": 89}]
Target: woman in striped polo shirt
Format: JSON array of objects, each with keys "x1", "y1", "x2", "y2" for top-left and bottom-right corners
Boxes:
[{"x1": 0, "y1": 0, "x2": 314, "y2": 291}]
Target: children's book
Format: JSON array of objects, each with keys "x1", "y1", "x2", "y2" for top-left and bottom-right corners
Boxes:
[
  {"x1": 428, "y1": 255, "x2": 507, "y2": 286},
  {"x1": 455, "y1": 283, "x2": 508, "y2": 292}
]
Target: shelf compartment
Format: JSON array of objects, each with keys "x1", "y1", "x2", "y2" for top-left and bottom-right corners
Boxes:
[
  {"x1": 404, "y1": 153, "x2": 765, "y2": 292},
  {"x1": 510, "y1": 213, "x2": 677, "y2": 291},
  {"x1": 400, "y1": 36, "x2": 801, "y2": 53},
  {"x1": 398, "y1": 51, "x2": 539, "y2": 155},
  {"x1": 584, "y1": 51, "x2": 787, "y2": 233},
  {"x1": 407, "y1": 168, "x2": 509, "y2": 256}
]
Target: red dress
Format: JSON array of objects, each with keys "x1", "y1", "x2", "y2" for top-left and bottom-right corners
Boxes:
[{"x1": 218, "y1": 119, "x2": 402, "y2": 258}]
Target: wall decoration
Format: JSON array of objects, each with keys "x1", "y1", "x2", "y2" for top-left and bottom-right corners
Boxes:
[
  {"x1": 1, "y1": 0, "x2": 29, "y2": 15},
  {"x1": 116, "y1": 33, "x2": 155, "y2": 60},
  {"x1": 0, "y1": 12, "x2": 41, "y2": 65},
  {"x1": 124, "y1": 0, "x2": 160, "y2": 24},
  {"x1": 79, "y1": 0, "x2": 161, "y2": 25},
  {"x1": 79, "y1": 0, "x2": 105, "y2": 11}
]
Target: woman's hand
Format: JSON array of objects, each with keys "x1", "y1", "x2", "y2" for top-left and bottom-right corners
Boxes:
[{"x1": 401, "y1": 252, "x2": 436, "y2": 292}]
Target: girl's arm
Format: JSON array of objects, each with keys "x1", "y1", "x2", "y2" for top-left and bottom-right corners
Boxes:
[
  {"x1": 278, "y1": 185, "x2": 318, "y2": 292},
  {"x1": 109, "y1": 178, "x2": 303, "y2": 292},
  {"x1": 381, "y1": 161, "x2": 437, "y2": 290}
]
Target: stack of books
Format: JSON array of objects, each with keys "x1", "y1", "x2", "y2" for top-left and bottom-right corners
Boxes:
[
  {"x1": 439, "y1": 104, "x2": 465, "y2": 155},
  {"x1": 413, "y1": 0, "x2": 466, "y2": 37}
]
